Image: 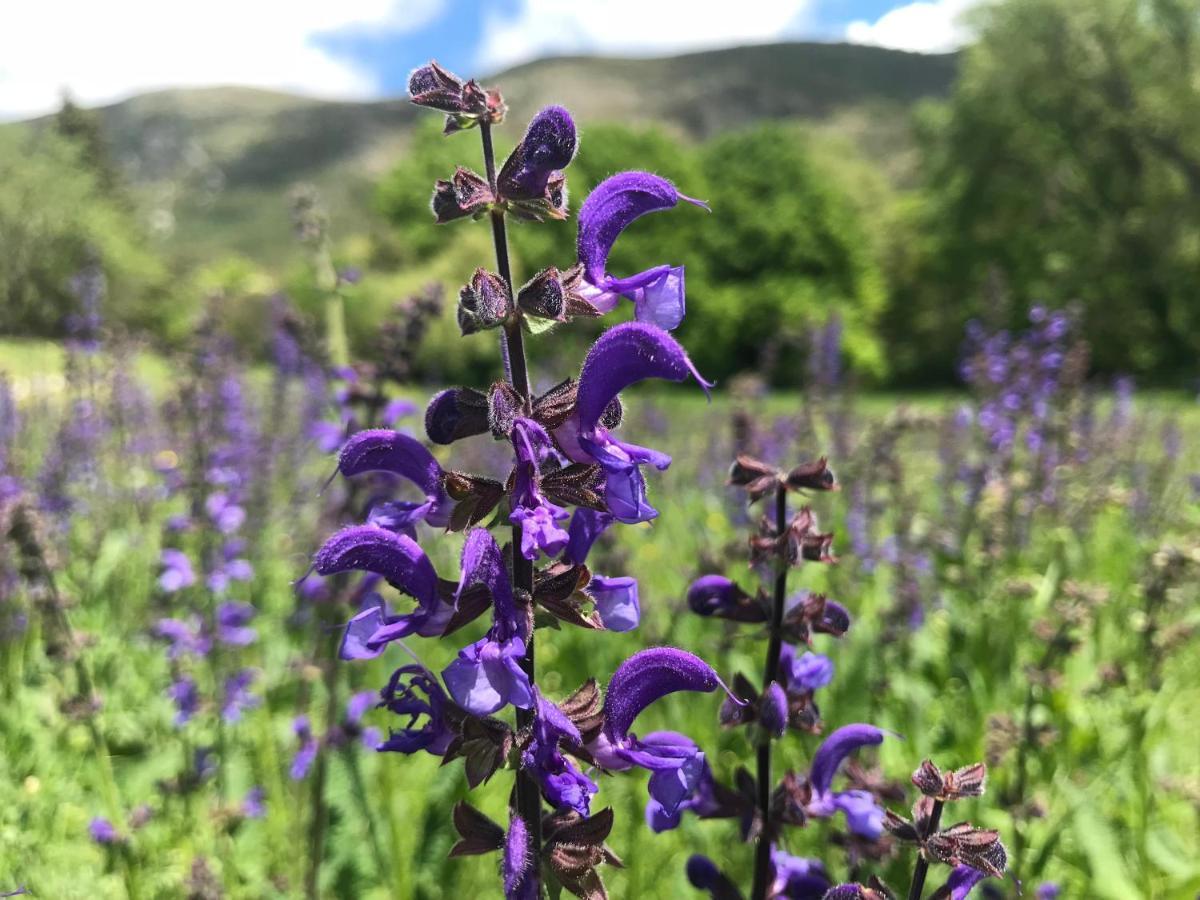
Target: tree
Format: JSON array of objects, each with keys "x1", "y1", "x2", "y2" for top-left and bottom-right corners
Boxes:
[{"x1": 893, "y1": 0, "x2": 1200, "y2": 382}]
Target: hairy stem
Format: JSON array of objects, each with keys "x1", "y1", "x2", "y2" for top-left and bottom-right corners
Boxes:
[
  {"x1": 750, "y1": 482, "x2": 789, "y2": 900},
  {"x1": 906, "y1": 799, "x2": 944, "y2": 900},
  {"x1": 479, "y1": 119, "x2": 543, "y2": 864}
]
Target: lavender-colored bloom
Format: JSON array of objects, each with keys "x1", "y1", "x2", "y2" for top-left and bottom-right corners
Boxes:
[
  {"x1": 154, "y1": 617, "x2": 211, "y2": 659},
  {"x1": 556, "y1": 322, "x2": 711, "y2": 523},
  {"x1": 804, "y1": 724, "x2": 885, "y2": 838},
  {"x1": 509, "y1": 418, "x2": 570, "y2": 560},
  {"x1": 346, "y1": 690, "x2": 375, "y2": 725},
  {"x1": 290, "y1": 716, "x2": 319, "y2": 780},
  {"x1": 576, "y1": 172, "x2": 708, "y2": 330},
  {"x1": 216, "y1": 601, "x2": 257, "y2": 646},
  {"x1": 158, "y1": 549, "x2": 196, "y2": 593},
  {"x1": 1035, "y1": 884, "x2": 1062, "y2": 900},
  {"x1": 167, "y1": 677, "x2": 200, "y2": 726},
  {"x1": 941, "y1": 865, "x2": 987, "y2": 899},
  {"x1": 243, "y1": 787, "x2": 266, "y2": 819},
  {"x1": 644, "y1": 745, "x2": 726, "y2": 832},
  {"x1": 525, "y1": 691, "x2": 598, "y2": 815},
  {"x1": 442, "y1": 529, "x2": 533, "y2": 715},
  {"x1": 779, "y1": 647, "x2": 834, "y2": 693},
  {"x1": 498, "y1": 106, "x2": 577, "y2": 200},
  {"x1": 424, "y1": 387, "x2": 491, "y2": 445},
  {"x1": 687, "y1": 574, "x2": 765, "y2": 622},
  {"x1": 221, "y1": 669, "x2": 260, "y2": 723},
  {"x1": 382, "y1": 398, "x2": 417, "y2": 427},
  {"x1": 314, "y1": 526, "x2": 453, "y2": 656},
  {"x1": 503, "y1": 815, "x2": 537, "y2": 900},
  {"x1": 205, "y1": 492, "x2": 246, "y2": 534},
  {"x1": 770, "y1": 849, "x2": 831, "y2": 899},
  {"x1": 88, "y1": 816, "x2": 119, "y2": 845},
  {"x1": 591, "y1": 647, "x2": 723, "y2": 815},
  {"x1": 378, "y1": 665, "x2": 456, "y2": 755},
  {"x1": 590, "y1": 574, "x2": 640, "y2": 632},
  {"x1": 563, "y1": 507, "x2": 614, "y2": 565},
  {"x1": 337, "y1": 429, "x2": 452, "y2": 530}
]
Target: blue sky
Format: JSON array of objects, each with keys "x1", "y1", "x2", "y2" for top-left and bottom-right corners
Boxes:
[{"x1": 0, "y1": 0, "x2": 979, "y2": 119}]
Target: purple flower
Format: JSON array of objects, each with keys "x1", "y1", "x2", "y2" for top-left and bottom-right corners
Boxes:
[
  {"x1": 158, "y1": 549, "x2": 196, "y2": 593},
  {"x1": 382, "y1": 398, "x2": 417, "y2": 428},
  {"x1": 154, "y1": 617, "x2": 211, "y2": 659},
  {"x1": 242, "y1": 787, "x2": 266, "y2": 819},
  {"x1": 939, "y1": 865, "x2": 988, "y2": 899},
  {"x1": 590, "y1": 574, "x2": 640, "y2": 632},
  {"x1": 591, "y1": 647, "x2": 725, "y2": 815},
  {"x1": 525, "y1": 691, "x2": 598, "y2": 815},
  {"x1": 563, "y1": 507, "x2": 614, "y2": 565},
  {"x1": 221, "y1": 669, "x2": 260, "y2": 723},
  {"x1": 314, "y1": 526, "x2": 454, "y2": 657},
  {"x1": 770, "y1": 849, "x2": 831, "y2": 899},
  {"x1": 88, "y1": 816, "x2": 120, "y2": 845},
  {"x1": 555, "y1": 322, "x2": 711, "y2": 523},
  {"x1": 346, "y1": 690, "x2": 375, "y2": 725},
  {"x1": 290, "y1": 716, "x2": 319, "y2": 780},
  {"x1": 804, "y1": 724, "x2": 885, "y2": 838},
  {"x1": 216, "y1": 601, "x2": 257, "y2": 646},
  {"x1": 760, "y1": 681, "x2": 788, "y2": 738},
  {"x1": 509, "y1": 418, "x2": 570, "y2": 560},
  {"x1": 503, "y1": 815, "x2": 537, "y2": 900},
  {"x1": 644, "y1": 746, "x2": 726, "y2": 832},
  {"x1": 576, "y1": 172, "x2": 708, "y2": 330},
  {"x1": 779, "y1": 646, "x2": 834, "y2": 693},
  {"x1": 424, "y1": 387, "x2": 490, "y2": 445},
  {"x1": 205, "y1": 492, "x2": 246, "y2": 534},
  {"x1": 442, "y1": 529, "x2": 533, "y2": 715},
  {"x1": 687, "y1": 574, "x2": 766, "y2": 623},
  {"x1": 167, "y1": 677, "x2": 200, "y2": 726},
  {"x1": 336, "y1": 429, "x2": 452, "y2": 532},
  {"x1": 498, "y1": 106, "x2": 577, "y2": 201},
  {"x1": 378, "y1": 665, "x2": 456, "y2": 754},
  {"x1": 1035, "y1": 884, "x2": 1062, "y2": 900}
]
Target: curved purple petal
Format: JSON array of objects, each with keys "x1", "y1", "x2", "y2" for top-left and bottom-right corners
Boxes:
[
  {"x1": 602, "y1": 647, "x2": 719, "y2": 741},
  {"x1": 575, "y1": 322, "x2": 711, "y2": 432},
  {"x1": 563, "y1": 508, "x2": 614, "y2": 565},
  {"x1": 591, "y1": 574, "x2": 640, "y2": 632},
  {"x1": 457, "y1": 528, "x2": 518, "y2": 627},
  {"x1": 832, "y1": 790, "x2": 884, "y2": 839},
  {"x1": 809, "y1": 723, "x2": 884, "y2": 797},
  {"x1": 499, "y1": 105, "x2": 577, "y2": 200},
  {"x1": 577, "y1": 172, "x2": 705, "y2": 287},
  {"x1": 943, "y1": 865, "x2": 988, "y2": 900},
  {"x1": 442, "y1": 634, "x2": 533, "y2": 715},
  {"x1": 314, "y1": 525, "x2": 438, "y2": 607},
  {"x1": 338, "y1": 429, "x2": 444, "y2": 500}
]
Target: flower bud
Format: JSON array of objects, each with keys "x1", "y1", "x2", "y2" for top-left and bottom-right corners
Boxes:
[
  {"x1": 431, "y1": 168, "x2": 493, "y2": 224},
  {"x1": 425, "y1": 388, "x2": 490, "y2": 445},
  {"x1": 457, "y1": 268, "x2": 511, "y2": 335},
  {"x1": 516, "y1": 268, "x2": 566, "y2": 321},
  {"x1": 759, "y1": 681, "x2": 788, "y2": 739},
  {"x1": 408, "y1": 61, "x2": 505, "y2": 131}
]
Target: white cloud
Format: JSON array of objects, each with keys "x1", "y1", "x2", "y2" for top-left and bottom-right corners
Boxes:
[
  {"x1": 476, "y1": 0, "x2": 813, "y2": 72},
  {"x1": 845, "y1": 0, "x2": 982, "y2": 53},
  {"x1": 0, "y1": 0, "x2": 442, "y2": 120}
]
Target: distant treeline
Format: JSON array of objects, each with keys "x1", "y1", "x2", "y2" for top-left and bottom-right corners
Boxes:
[{"x1": 3, "y1": 0, "x2": 1199, "y2": 386}]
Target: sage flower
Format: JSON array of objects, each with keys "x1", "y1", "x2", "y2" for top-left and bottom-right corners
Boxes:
[
  {"x1": 336, "y1": 429, "x2": 452, "y2": 533},
  {"x1": 497, "y1": 105, "x2": 577, "y2": 218},
  {"x1": 313, "y1": 526, "x2": 454, "y2": 657},
  {"x1": 805, "y1": 723, "x2": 886, "y2": 838},
  {"x1": 591, "y1": 647, "x2": 727, "y2": 815},
  {"x1": 441, "y1": 529, "x2": 533, "y2": 715},
  {"x1": 526, "y1": 690, "x2": 598, "y2": 816},
  {"x1": 576, "y1": 171, "x2": 708, "y2": 330},
  {"x1": 509, "y1": 418, "x2": 570, "y2": 560},
  {"x1": 554, "y1": 322, "x2": 711, "y2": 523},
  {"x1": 378, "y1": 665, "x2": 457, "y2": 755}
]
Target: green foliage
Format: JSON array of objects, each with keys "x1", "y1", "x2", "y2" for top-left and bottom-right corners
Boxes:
[
  {"x1": 0, "y1": 128, "x2": 165, "y2": 337},
  {"x1": 891, "y1": 0, "x2": 1200, "y2": 382}
]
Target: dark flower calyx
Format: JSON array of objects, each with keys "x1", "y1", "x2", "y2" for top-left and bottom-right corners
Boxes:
[
  {"x1": 912, "y1": 759, "x2": 987, "y2": 801},
  {"x1": 442, "y1": 716, "x2": 513, "y2": 788},
  {"x1": 771, "y1": 770, "x2": 813, "y2": 829},
  {"x1": 542, "y1": 807, "x2": 623, "y2": 899},
  {"x1": 719, "y1": 673, "x2": 758, "y2": 728},
  {"x1": 458, "y1": 268, "x2": 512, "y2": 335},
  {"x1": 408, "y1": 61, "x2": 505, "y2": 130},
  {"x1": 426, "y1": 387, "x2": 490, "y2": 445},
  {"x1": 432, "y1": 168, "x2": 493, "y2": 223},
  {"x1": 925, "y1": 824, "x2": 1008, "y2": 878},
  {"x1": 786, "y1": 457, "x2": 838, "y2": 493},
  {"x1": 448, "y1": 800, "x2": 505, "y2": 856},
  {"x1": 489, "y1": 381, "x2": 526, "y2": 437},
  {"x1": 728, "y1": 454, "x2": 780, "y2": 502},
  {"x1": 517, "y1": 268, "x2": 567, "y2": 321},
  {"x1": 442, "y1": 471, "x2": 505, "y2": 533},
  {"x1": 534, "y1": 563, "x2": 603, "y2": 630},
  {"x1": 781, "y1": 592, "x2": 851, "y2": 643},
  {"x1": 541, "y1": 464, "x2": 607, "y2": 513},
  {"x1": 558, "y1": 679, "x2": 604, "y2": 745}
]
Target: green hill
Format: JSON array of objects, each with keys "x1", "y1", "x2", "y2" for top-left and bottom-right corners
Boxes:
[{"x1": 10, "y1": 42, "x2": 958, "y2": 266}]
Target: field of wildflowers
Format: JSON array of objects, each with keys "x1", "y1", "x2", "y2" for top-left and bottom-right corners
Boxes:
[{"x1": 2, "y1": 61, "x2": 1199, "y2": 900}]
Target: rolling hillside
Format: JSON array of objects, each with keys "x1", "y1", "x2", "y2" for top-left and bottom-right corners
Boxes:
[{"x1": 13, "y1": 42, "x2": 958, "y2": 265}]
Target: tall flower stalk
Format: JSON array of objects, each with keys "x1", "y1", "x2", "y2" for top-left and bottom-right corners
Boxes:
[{"x1": 314, "y1": 62, "x2": 719, "y2": 897}]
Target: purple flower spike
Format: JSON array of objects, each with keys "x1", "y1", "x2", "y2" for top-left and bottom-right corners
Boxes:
[
  {"x1": 337, "y1": 429, "x2": 451, "y2": 529},
  {"x1": 216, "y1": 601, "x2": 257, "y2": 646},
  {"x1": 88, "y1": 817, "x2": 120, "y2": 845},
  {"x1": 498, "y1": 105, "x2": 577, "y2": 201},
  {"x1": 576, "y1": 171, "x2": 708, "y2": 329},
  {"x1": 560, "y1": 322, "x2": 711, "y2": 523},
  {"x1": 942, "y1": 865, "x2": 987, "y2": 900},
  {"x1": 602, "y1": 647, "x2": 720, "y2": 741}
]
